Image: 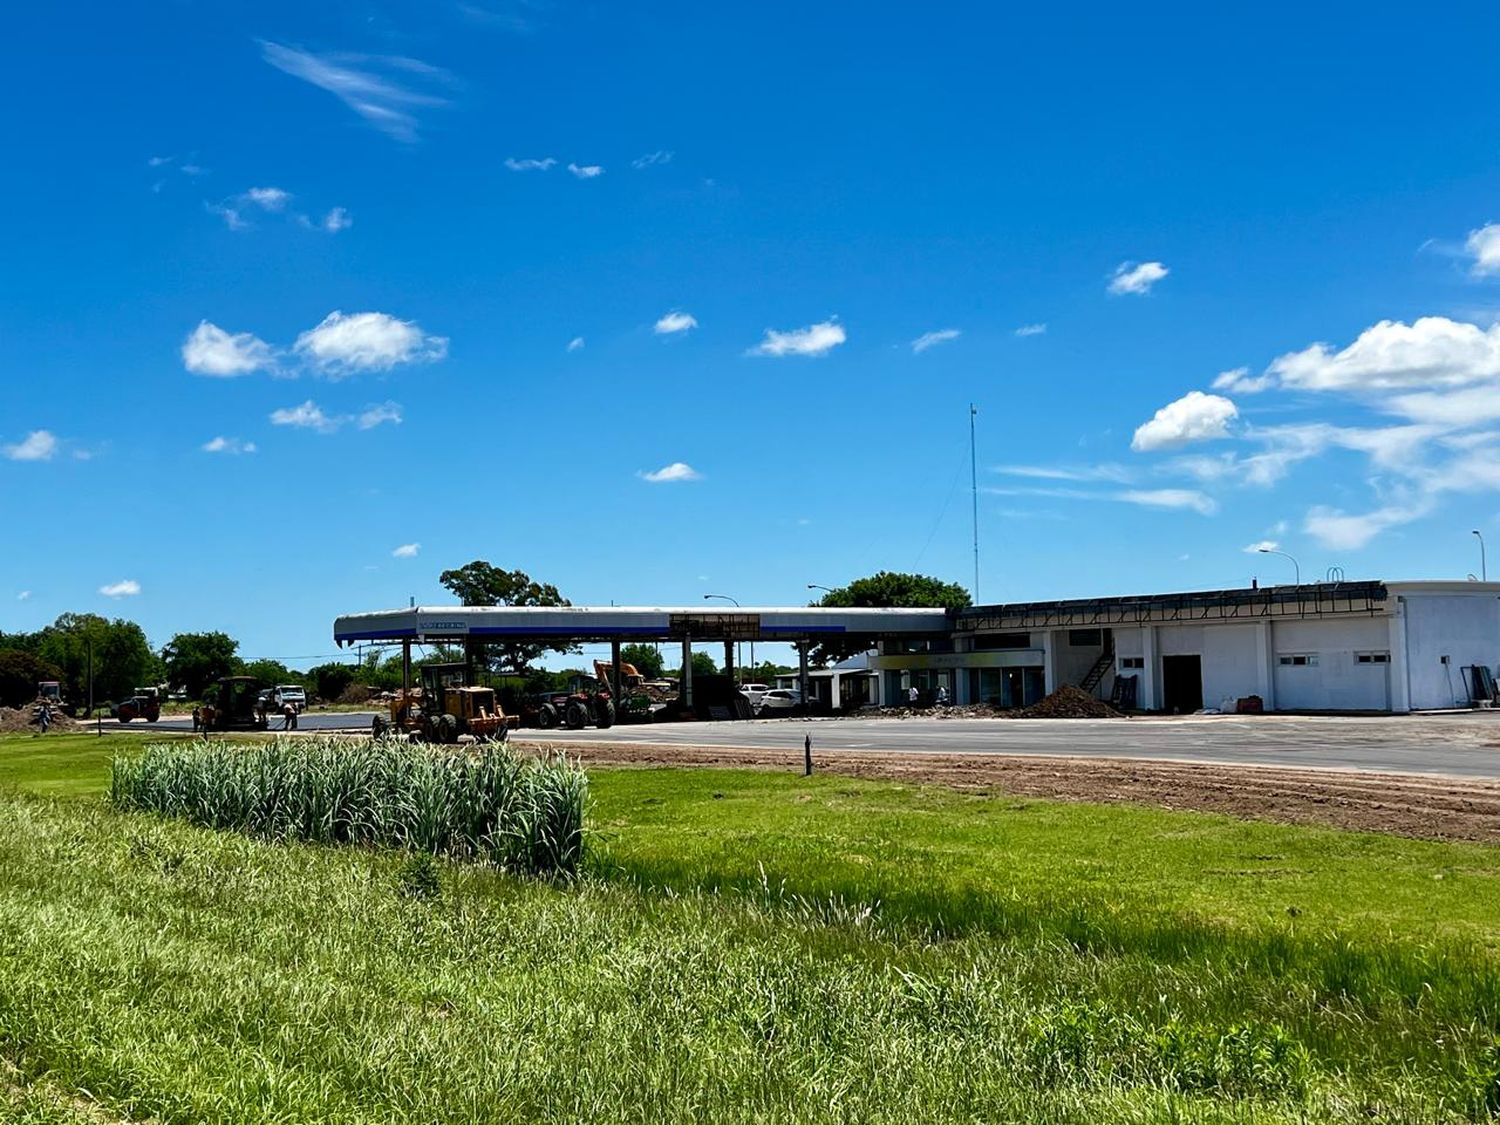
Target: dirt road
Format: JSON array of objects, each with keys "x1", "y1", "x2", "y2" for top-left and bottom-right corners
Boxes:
[{"x1": 518, "y1": 739, "x2": 1500, "y2": 845}]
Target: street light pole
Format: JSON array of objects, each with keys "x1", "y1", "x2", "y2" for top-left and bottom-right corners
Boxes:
[
  {"x1": 1256, "y1": 547, "x2": 1300, "y2": 586},
  {"x1": 703, "y1": 594, "x2": 745, "y2": 680},
  {"x1": 1474, "y1": 530, "x2": 1488, "y2": 582}
]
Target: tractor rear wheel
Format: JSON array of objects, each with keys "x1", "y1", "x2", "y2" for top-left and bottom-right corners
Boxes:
[
  {"x1": 537, "y1": 703, "x2": 558, "y2": 729},
  {"x1": 439, "y1": 714, "x2": 459, "y2": 743},
  {"x1": 564, "y1": 700, "x2": 588, "y2": 729},
  {"x1": 594, "y1": 698, "x2": 616, "y2": 729},
  {"x1": 372, "y1": 715, "x2": 389, "y2": 739}
]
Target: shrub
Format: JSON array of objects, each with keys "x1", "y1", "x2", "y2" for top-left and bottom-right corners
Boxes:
[{"x1": 110, "y1": 737, "x2": 587, "y2": 877}]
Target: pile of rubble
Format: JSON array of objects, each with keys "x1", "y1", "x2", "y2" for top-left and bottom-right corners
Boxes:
[
  {"x1": 0, "y1": 706, "x2": 79, "y2": 733},
  {"x1": 1005, "y1": 685, "x2": 1123, "y2": 720}
]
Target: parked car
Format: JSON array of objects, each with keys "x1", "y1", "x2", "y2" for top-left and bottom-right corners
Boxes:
[
  {"x1": 755, "y1": 688, "x2": 803, "y2": 716},
  {"x1": 738, "y1": 682, "x2": 770, "y2": 707},
  {"x1": 273, "y1": 685, "x2": 307, "y2": 713}
]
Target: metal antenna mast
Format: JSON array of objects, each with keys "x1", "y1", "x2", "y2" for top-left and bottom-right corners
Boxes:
[{"x1": 969, "y1": 403, "x2": 980, "y2": 601}]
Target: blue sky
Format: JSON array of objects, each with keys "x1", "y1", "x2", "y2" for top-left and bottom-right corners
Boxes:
[{"x1": 7, "y1": 1, "x2": 1500, "y2": 667}]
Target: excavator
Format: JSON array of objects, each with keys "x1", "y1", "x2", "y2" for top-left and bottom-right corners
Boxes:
[
  {"x1": 592, "y1": 660, "x2": 660, "y2": 722},
  {"x1": 372, "y1": 662, "x2": 517, "y2": 743}
]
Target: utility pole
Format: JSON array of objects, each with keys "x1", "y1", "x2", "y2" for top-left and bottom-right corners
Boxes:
[{"x1": 970, "y1": 404, "x2": 980, "y2": 601}]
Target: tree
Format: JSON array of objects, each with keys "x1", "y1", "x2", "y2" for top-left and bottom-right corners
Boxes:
[
  {"x1": 307, "y1": 662, "x2": 355, "y2": 704},
  {"x1": 0, "y1": 651, "x2": 63, "y2": 708},
  {"x1": 667, "y1": 652, "x2": 719, "y2": 679},
  {"x1": 809, "y1": 571, "x2": 971, "y2": 664},
  {"x1": 36, "y1": 614, "x2": 156, "y2": 708},
  {"x1": 242, "y1": 659, "x2": 299, "y2": 688},
  {"x1": 619, "y1": 643, "x2": 665, "y2": 680},
  {"x1": 162, "y1": 631, "x2": 241, "y2": 700},
  {"x1": 437, "y1": 560, "x2": 577, "y2": 675}
]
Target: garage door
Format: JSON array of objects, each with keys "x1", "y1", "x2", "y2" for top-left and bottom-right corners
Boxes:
[{"x1": 1274, "y1": 652, "x2": 1389, "y2": 711}]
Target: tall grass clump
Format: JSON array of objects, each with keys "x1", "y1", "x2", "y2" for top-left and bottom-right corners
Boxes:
[{"x1": 109, "y1": 737, "x2": 586, "y2": 876}]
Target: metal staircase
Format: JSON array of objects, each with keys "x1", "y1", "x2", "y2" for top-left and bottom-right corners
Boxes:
[{"x1": 1079, "y1": 633, "x2": 1116, "y2": 694}]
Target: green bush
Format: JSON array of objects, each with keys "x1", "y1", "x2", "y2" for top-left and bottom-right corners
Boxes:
[{"x1": 110, "y1": 737, "x2": 587, "y2": 877}]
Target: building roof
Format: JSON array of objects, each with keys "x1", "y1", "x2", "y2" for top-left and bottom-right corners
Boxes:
[{"x1": 334, "y1": 605, "x2": 952, "y2": 645}]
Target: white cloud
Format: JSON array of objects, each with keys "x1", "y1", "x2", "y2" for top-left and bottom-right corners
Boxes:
[
  {"x1": 202, "y1": 436, "x2": 257, "y2": 454},
  {"x1": 1270, "y1": 317, "x2": 1500, "y2": 394},
  {"x1": 357, "y1": 402, "x2": 403, "y2": 429},
  {"x1": 993, "y1": 463, "x2": 1133, "y2": 483},
  {"x1": 1211, "y1": 366, "x2": 1275, "y2": 394},
  {"x1": 1131, "y1": 391, "x2": 1238, "y2": 451},
  {"x1": 207, "y1": 202, "x2": 247, "y2": 230},
  {"x1": 911, "y1": 328, "x2": 961, "y2": 354},
  {"x1": 505, "y1": 157, "x2": 557, "y2": 172},
  {"x1": 270, "y1": 400, "x2": 338, "y2": 432},
  {"x1": 1467, "y1": 223, "x2": 1500, "y2": 276},
  {"x1": 293, "y1": 311, "x2": 447, "y2": 376},
  {"x1": 567, "y1": 162, "x2": 603, "y2": 179},
  {"x1": 566, "y1": 336, "x2": 585, "y2": 352},
  {"x1": 632, "y1": 150, "x2": 673, "y2": 169},
  {"x1": 4, "y1": 430, "x2": 59, "y2": 462},
  {"x1": 392, "y1": 542, "x2": 420, "y2": 558},
  {"x1": 1107, "y1": 261, "x2": 1169, "y2": 296},
  {"x1": 182, "y1": 321, "x2": 275, "y2": 377},
  {"x1": 654, "y1": 310, "x2": 698, "y2": 335},
  {"x1": 321, "y1": 207, "x2": 352, "y2": 233},
  {"x1": 1117, "y1": 489, "x2": 1217, "y2": 516},
  {"x1": 245, "y1": 186, "x2": 291, "y2": 211},
  {"x1": 748, "y1": 319, "x2": 846, "y2": 358},
  {"x1": 1303, "y1": 504, "x2": 1431, "y2": 551},
  {"x1": 1014, "y1": 323, "x2": 1047, "y2": 337},
  {"x1": 259, "y1": 41, "x2": 450, "y2": 143},
  {"x1": 1243, "y1": 540, "x2": 1280, "y2": 554},
  {"x1": 16, "y1": 591, "x2": 30, "y2": 601},
  {"x1": 638, "y1": 462, "x2": 702, "y2": 483},
  {"x1": 99, "y1": 580, "x2": 141, "y2": 598}
]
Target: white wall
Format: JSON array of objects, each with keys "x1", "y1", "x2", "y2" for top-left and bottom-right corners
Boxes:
[
  {"x1": 1154, "y1": 623, "x2": 1264, "y2": 710},
  {"x1": 1271, "y1": 617, "x2": 1392, "y2": 711},
  {"x1": 1401, "y1": 594, "x2": 1500, "y2": 710}
]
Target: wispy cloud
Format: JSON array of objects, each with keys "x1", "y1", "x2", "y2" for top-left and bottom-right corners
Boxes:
[
  {"x1": 357, "y1": 402, "x2": 403, "y2": 430},
  {"x1": 392, "y1": 542, "x2": 420, "y2": 558},
  {"x1": 654, "y1": 310, "x2": 697, "y2": 335},
  {"x1": 182, "y1": 321, "x2": 276, "y2": 376},
  {"x1": 567, "y1": 162, "x2": 603, "y2": 179},
  {"x1": 99, "y1": 580, "x2": 141, "y2": 598},
  {"x1": 638, "y1": 462, "x2": 702, "y2": 483},
  {"x1": 1108, "y1": 260, "x2": 1169, "y2": 296},
  {"x1": 16, "y1": 591, "x2": 31, "y2": 601},
  {"x1": 320, "y1": 207, "x2": 352, "y2": 233},
  {"x1": 202, "y1": 436, "x2": 257, "y2": 455},
  {"x1": 245, "y1": 186, "x2": 290, "y2": 211},
  {"x1": 986, "y1": 484, "x2": 1215, "y2": 516},
  {"x1": 259, "y1": 41, "x2": 452, "y2": 143},
  {"x1": 632, "y1": 150, "x2": 673, "y2": 169},
  {"x1": 4, "y1": 430, "x2": 59, "y2": 462},
  {"x1": 293, "y1": 311, "x2": 447, "y2": 376},
  {"x1": 505, "y1": 156, "x2": 556, "y2": 171},
  {"x1": 566, "y1": 336, "x2": 585, "y2": 352},
  {"x1": 1014, "y1": 323, "x2": 1047, "y2": 337},
  {"x1": 1243, "y1": 539, "x2": 1280, "y2": 553},
  {"x1": 270, "y1": 400, "x2": 403, "y2": 434},
  {"x1": 993, "y1": 463, "x2": 1133, "y2": 483},
  {"x1": 748, "y1": 319, "x2": 846, "y2": 358},
  {"x1": 911, "y1": 328, "x2": 960, "y2": 354}
]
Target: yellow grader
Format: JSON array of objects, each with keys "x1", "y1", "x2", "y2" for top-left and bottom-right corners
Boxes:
[{"x1": 371, "y1": 662, "x2": 517, "y2": 743}]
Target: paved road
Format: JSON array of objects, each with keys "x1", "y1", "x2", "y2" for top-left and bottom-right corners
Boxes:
[
  {"x1": 118, "y1": 712, "x2": 378, "y2": 734},
  {"x1": 116, "y1": 709, "x2": 1500, "y2": 780},
  {"x1": 523, "y1": 713, "x2": 1500, "y2": 780}
]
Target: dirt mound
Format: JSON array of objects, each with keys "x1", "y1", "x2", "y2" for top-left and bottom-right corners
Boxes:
[
  {"x1": 0, "y1": 706, "x2": 78, "y2": 733},
  {"x1": 1007, "y1": 685, "x2": 1122, "y2": 719}
]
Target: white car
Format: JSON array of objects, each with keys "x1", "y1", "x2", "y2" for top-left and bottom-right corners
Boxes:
[
  {"x1": 738, "y1": 682, "x2": 770, "y2": 706},
  {"x1": 755, "y1": 688, "x2": 802, "y2": 716}
]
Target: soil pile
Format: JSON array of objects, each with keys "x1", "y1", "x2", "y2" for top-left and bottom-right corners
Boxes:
[
  {"x1": 0, "y1": 706, "x2": 79, "y2": 733},
  {"x1": 1007, "y1": 685, "x2": 1122, "y2": 719}
]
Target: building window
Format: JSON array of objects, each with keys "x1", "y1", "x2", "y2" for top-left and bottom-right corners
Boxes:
[
  {"x1": 974, "y1": 632, "x2": 1030, "y2": 651},
  {"x1": 1355, "y1": 652, "x2": 1390, "y2": 664},
  {"x1": 1120, "y1": 656, "x2": 1145, "y2": 670},
  {"x1": 1278, "y1": 654, "x2": 1318, "y2": 667},
  {"x1": 1068, "y1": 629, "x2": 1103, "y2": 647}
]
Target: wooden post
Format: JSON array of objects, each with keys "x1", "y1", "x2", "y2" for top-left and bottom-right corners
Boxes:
[{"x1": 804, "y1": 733, "x2": 812, "y2": 776}]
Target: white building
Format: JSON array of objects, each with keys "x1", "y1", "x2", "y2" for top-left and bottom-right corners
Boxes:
[{"x1": 872, "y1": 581, "x2": 1500, "y2": 714}]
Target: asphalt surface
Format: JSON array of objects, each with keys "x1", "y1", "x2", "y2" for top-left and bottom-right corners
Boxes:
[{"x1": 116, "y1": 710, "x2": 1500, "y2": 780}]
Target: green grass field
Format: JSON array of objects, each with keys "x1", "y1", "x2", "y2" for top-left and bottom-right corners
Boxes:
[{"x1": 2, "y1": 731, "x2": 1499, "y2": 1122}]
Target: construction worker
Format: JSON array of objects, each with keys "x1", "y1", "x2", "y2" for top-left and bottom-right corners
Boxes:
[{"x1": 282, "y1": 700, "x2": 297, "y2": 731}]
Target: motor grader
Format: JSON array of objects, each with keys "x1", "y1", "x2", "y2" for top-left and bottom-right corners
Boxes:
[{"x1": 371, "y1": 662, "x2": 517, "y2": 743}]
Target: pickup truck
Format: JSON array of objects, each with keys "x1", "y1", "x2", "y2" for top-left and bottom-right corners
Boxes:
[{"x1": 273, "y1": 685, "x2": 307, "y2": 713}]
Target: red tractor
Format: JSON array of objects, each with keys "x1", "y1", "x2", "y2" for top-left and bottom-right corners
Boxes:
[{"x1": 525, "y1": 676, "x2": 616, "y2": 730}]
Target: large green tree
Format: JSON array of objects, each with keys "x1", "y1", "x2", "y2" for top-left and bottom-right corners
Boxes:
[
  {"x1": 619, "y1": 643, "x2": 665, "y2": 680},
  {"x1": 161, "y1": 631, "x2": 241, "y2": 700},
  {"x1": 36, "y1": 614, "x2": 156, "y2": 708},
  {"x1": 437, "y1": 561, "x2": 577, "y2": 675},
  {"x1": 809, "y1": 571, "x2": 971, "y2": 664},
  {"x1": 0, "y1": 651, "x2": 63, "y2": 709},
  {"x1": 307, "y1": 662, "x2": 356, "y2": 704}
]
